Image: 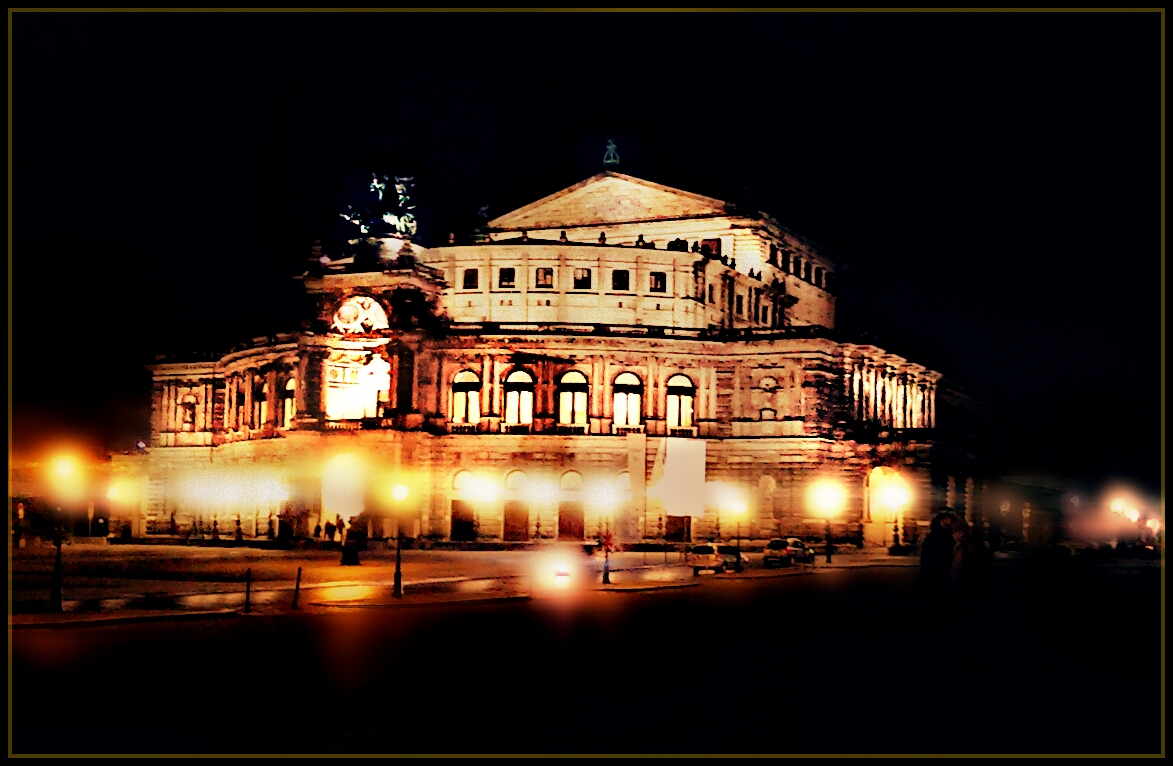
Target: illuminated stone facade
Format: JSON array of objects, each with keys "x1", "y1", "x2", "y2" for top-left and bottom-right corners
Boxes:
[{"x1": 119, "y1": 172, "x2": 986, "y2": 546}]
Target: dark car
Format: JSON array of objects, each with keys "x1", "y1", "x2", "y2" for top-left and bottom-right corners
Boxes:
[
  {"x1": 763, "y1": 538, "x2": 795, "y2": 568},
  {"x1": 763, "y1": 537, "x2": 816, "y2": 567}
]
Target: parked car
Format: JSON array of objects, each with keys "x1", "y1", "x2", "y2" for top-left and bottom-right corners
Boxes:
[
  {"x1": 717, "y1": 544, "x2": 751, "y2": 572},
  {"x1": 690, "y1": 543, "x2": 748, "y2": 575},
  {"x1": 763, "y1": 538, "x2": 795, "y2": 568},
  {"x1": 763, "y1": 537, "x2": 816, "y2": 568}
]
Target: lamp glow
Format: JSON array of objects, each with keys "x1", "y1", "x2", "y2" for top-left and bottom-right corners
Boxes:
[
  {"x1": 391, "y1": 484, "x2": 410, "y2": 503},
  {"x1": 807, "y1": 479, "x2": 846, "y2": 518}
]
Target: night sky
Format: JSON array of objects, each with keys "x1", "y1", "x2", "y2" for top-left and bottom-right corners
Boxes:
[{"x1": 11, "y1": 12, "x2": 1162, "y2": 495}]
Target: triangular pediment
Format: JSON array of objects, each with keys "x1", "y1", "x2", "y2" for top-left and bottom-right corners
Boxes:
[{"x1": 489, "y1": 172, "x2": 729, "y2": 230}]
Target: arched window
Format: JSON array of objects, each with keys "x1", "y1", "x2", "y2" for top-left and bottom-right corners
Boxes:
[
  {"x1": 282, "y1": 379, "x2": 296, "y2": 429},
  {"x1": 666, "y1": 375, "x2": 696, "y2": 429},
  {"x1": 559, "y1": 471, "x2": 584, "y2": 492},
  {"x1": 615, "y1": 472, "x2": 631, "y2": 492},
  {"x1": 452, "y1": 470, "x2": 474, "y2": 491},
  {"x1": 451, "y1": 370, "x2": 482, "y2": 424},
  {"x1": 504, "y1": 470, "x2": 528, "y2": 491},
  {"x1": 760, "y1": 408, "x2": 777, "y2": 421},
  {"x1": 557, "y1": 370, "x2": 589, "y2": 426},
  {"x1": 612, "y1": 372, "x2": 643, "y2": 428},
  {"x1": 180, "y1": 394, "x2": 197, "y2": 432},
  {"x1": 503, "y1": 369, "x2": 534, "y2": 425}
]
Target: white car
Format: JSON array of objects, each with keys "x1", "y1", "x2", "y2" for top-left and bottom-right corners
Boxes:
[{"x1": 690, "y1": 543, "x2": 749, "y2": 575}]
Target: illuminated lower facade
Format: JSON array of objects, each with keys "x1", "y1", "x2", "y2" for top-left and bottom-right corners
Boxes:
[{"x1": 113, "y1": 171, "x2": 988, "y2": 545}]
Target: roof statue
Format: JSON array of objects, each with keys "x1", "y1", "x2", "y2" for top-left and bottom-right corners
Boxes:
[
  {"x1": 603, "y1": 139, "x2": 620, "y2": 166},
  {"x1": 342, "y1": 173, "x2": 418, "y2": 240}
]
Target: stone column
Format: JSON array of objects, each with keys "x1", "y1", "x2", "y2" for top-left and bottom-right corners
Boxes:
[
  {"x1": 263, "y1": 368, "x2": 274, "y2": 424},
  {"x1": 243, "y1": 371, "x2": 254, "y2": 430},
  {"x1": 481, "y1": 355, "x2": 492, "y2": 416},
  {"x1": 492, "y1": 356, "x2": 503, "y2": 417}
]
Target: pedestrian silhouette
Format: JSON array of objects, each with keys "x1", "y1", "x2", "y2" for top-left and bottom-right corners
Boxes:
[
  {"x1": 324, "y1": 520, "x2": 335, "y2": 543},
  {"x1": 314, "y1": 523, "x2": 322, "y2": 539},
  {"x1": 919, "y1": 511, "x2": 956, "y2": 628}
]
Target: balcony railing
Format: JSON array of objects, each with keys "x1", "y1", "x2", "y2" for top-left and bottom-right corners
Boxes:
[
  {"x1": 325, "y1": 420, "x2": 363, "y2": 431},
  {"x1": 555, "y1": 424, "x2": 588, "y2": 435},
  {"x1": 668, "y1": 426, "x2": 699, "y2": 438},
  {"x1": 449, "y1": 423, "x2": 478, "y2": 434},
  {"x1": 502, "y1": 424, "x2": 531, "y2": 434},
  {"x1": 612, "y1": 424, "x2": 645, "y2": 435}
]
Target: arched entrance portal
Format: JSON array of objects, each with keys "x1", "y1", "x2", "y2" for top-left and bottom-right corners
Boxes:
[{"x1": 558, "y1": 471, "x2": 585, "y2": 540}]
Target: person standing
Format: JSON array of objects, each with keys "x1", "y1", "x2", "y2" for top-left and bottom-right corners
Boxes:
[{"x1": 920, "y1": 512, "x2": 956, "y2": 625}]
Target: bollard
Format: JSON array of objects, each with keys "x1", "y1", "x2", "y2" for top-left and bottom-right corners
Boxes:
[
  {"x1": 291, "y1": 566, "x2": 302, "y2": 610},
  {"x1": 244, "y1": 567, "x2": 252, "y2": 614}
]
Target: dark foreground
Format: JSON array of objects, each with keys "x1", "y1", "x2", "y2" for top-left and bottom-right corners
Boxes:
[{"x1": 11, "y1": 560, "x2": 1162, "y2": 755}]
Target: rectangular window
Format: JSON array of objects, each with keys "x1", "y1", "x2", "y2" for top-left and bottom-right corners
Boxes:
[
  {"x1": 700, "y1": 238, "x2": 722, "y2": 258},
  {"x1": 650, "y1": 272, "x2": 667, "y2": 293},
  {"x1": 736, "y1": 294, "x2": 744, "y2": 315},
  {"x1": 782, "y1": 253, "x2": 791, "y2": 274},
  {"x1": 573, "y1": 268, "x2": 592, "y2": 290},
  {"x1": 792, "y1": 258, "x2": 801, "y2": 279},
  {"x1": 499, "y1": 267, "x2": 515, "y2": 289},
  {"x1": 803, "y1": 261, "x2": 812, "y2": 281},
  {"x1": 762, "y1": 306, "x2": 769, "y2": 325},
  {"x1": 535, "y1": 267, "x2": 553, "y2": 288},
  {"x1": 708, "y1": 284, "x2": 714, "y2": 304},
  {"x1": 462, "y1": 269, "x2": 479, "y2": 290},
  {"x1": 611, "y1": 269, "x2": 630, "y2": 291},
  {"x1": 814, "y1": 267, "x2": 823, "y2": 288}
]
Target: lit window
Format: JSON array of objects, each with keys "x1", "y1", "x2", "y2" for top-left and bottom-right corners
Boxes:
[
  {"x1": 535, "y1": 267, "x2": 553, "y2": 288},
  {"x1": 573, "y1": 268, "x2": 592, "y2": 290},
  {"x1": 612, "y1": 270, "x2": 630, "y2": 291},
  {"x1": 666, "y1": 374, "x2": 696, "y2": 429},
  {"x1": 612, "y1": 372, "x2": 643, "y2": 428},
  {"x1": 451, "y1": 370, "x2": 482, "y2": 425},
  {"x1": 282, "y1": 379, "x2": 296, "y2": 429},
  {"x1": 499, "y1": 268, "x2": 516, "y2": 289},
  {"x1": 557, "y1": 370, "x2": 589, "y2": 426},
  {"x1": 503, "y1": 369, "x2": 535, "y2": 425},
  {"x1": 463, "y1": 269, "x2": 479, "y2": 290},
  {"x1": 650, "y1": 272, "x2": 666, "y2": 293}
]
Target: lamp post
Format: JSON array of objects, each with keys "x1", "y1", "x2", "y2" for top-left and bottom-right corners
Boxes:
[
  {"x1": 807, "y1": 479, "x2": 846, "y2": 564},
  {"x1": 391, "y1": 483, "x2": 410, "y2": 599},
  {"x1": 732, "y1": 499, "x2": 746, "y2": 572},
  {"x1": 880, "y1": 474, "x2": 911, "y2": 553},
  {"x1": 602, "y1": 513, "x2": 612, "y2": 585}
]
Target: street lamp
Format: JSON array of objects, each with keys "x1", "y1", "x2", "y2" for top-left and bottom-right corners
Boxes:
[
  {"x1": 734, "y1": 499, "x2": 747, "y2": 572},
  {"x1": 807, "y1": 479, "x2": 846, "y2": 564},
  {"x1": 390, "y1": 483, "x2": 410, "y2": 599},
  {"x1": 879, "y1": 474, "x2": 911, "y2": 551}
]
